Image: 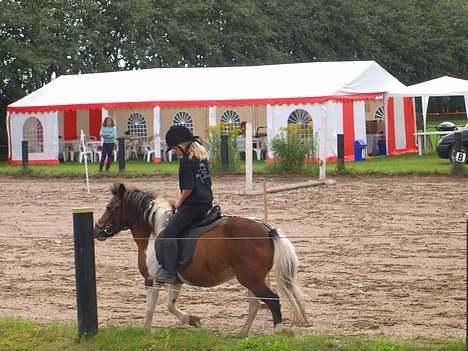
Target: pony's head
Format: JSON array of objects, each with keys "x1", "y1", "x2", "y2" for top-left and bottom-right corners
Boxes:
[{"x1": 94, "y1": 183, "x2": 130, "y2": 241}]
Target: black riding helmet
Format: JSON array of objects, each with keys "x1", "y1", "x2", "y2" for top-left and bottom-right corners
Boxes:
[{"x1": 165, "y1": 125, "x2": 198, "y2": 151}]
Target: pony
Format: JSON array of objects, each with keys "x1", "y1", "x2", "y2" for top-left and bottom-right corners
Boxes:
[{"x1": 94, "y1": 183, "x2": 308, "y2": 336}]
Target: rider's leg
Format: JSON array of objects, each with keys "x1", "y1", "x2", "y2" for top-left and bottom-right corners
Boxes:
[{"x1": 156, "y1": 205, "x2": 205, "y2": 284}]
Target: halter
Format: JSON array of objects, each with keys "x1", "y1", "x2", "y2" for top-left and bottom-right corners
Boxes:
[{"x1": 94, "y1": 197, "x2": 130, "y2": 240}]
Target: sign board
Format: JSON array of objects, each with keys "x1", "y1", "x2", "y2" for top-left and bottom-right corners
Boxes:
[{"x1": 455, "y1": 151, "x2": 466, "y2": 163}]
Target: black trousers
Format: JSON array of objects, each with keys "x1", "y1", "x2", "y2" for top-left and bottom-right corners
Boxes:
[
  {"x1": 99, "y1": 143, "x2": 114, "y2": 170},
  {"x1": 158, "y1": 203, "x2": 212, "y2": 275}
]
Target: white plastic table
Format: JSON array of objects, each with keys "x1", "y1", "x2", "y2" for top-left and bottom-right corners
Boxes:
[{"x1": 414, "y1": 131, "x2": 454, "y2": 156}]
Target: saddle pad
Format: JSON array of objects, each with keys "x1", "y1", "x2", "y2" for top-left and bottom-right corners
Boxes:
[{"x1": 155, "y1": 217, "x2": 229, "y2": 270}]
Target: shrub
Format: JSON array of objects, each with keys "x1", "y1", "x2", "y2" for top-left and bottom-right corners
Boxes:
[
  {"x1": 270, "y1": 125, "x2": 318, "y2": 174},
  {"x1": 206, "y1": 123, "x2": 241, "y2": 172}
]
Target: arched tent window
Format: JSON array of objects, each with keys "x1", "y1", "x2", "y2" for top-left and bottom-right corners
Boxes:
[
  {"x1": 287, "y1": 109, "x2": 313, "y2": 140},
  {"x1": 23, "y1": 117, "x2": 44, "y2": 153},
  {"x1": 374, "y1": 105, "x2": 385, "y2": 120},
  {"x1": 127, "y1": 112, "x2": 147, "y2": 140},
  {"x1": 172, "y1": 111, "x2": 193, "y2": 132},
  {"x1": 220, "y1": 109, "x2": 240, "y2": 134}
]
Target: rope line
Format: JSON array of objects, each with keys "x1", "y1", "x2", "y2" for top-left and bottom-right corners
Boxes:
[{"x1": 0, "y1": 232, "x2": 465, "y2": 241}]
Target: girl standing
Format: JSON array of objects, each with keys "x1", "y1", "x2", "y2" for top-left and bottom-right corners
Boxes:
[{"x1": 99, "y1": 117, "x2": 116, "y2": 172}]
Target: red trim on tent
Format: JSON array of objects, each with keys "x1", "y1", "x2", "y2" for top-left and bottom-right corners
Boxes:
[
  {"x1": 7, "y1": 93, "x2": 382, "y2": 113},
  {"x1": 386, "y1": 97, "x2": 396, "y2": 155},
  {"x1": 7, "y1": 113, "x2": 12, "y2": 160},
  {"x1": 404, "y1": 97, "x2": 417, "y2": 151},
  {"x1": 89, "y1": 109, "x2": 102, "y2": 140},
  {"x1": 63, "y1": 110, "x2": 77, "y2": 140},
  {"x1": 8, "y1": 159, "x2": 60, "y2": 165},
  {"x1": 342, "y1": 100, "x2": 355, "y2": 158},
  {"x1": 388, "y1": 148, "x2": 418, "y2": 156}
]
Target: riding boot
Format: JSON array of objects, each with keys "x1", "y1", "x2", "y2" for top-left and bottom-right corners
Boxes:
[
  {"x1": 156, "y1": 238, "x2": 178, "y2": 284},
  {"x1": 98, "y1": 159, "x2": 104, "y2": 172}
]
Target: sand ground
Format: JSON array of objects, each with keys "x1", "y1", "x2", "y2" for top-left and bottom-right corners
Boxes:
[{"x1": 0, "y1": 175, "x2": 466, "y2": 338}]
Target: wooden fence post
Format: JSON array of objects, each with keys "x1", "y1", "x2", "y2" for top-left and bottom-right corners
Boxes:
[{"x1": 72, "y1": 208, "x2": 98, "y2": 338}]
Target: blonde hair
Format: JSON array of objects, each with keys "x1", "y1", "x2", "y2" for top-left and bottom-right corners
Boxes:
[{"x1": 179, "y1": 141, "x2": 208, "y2": 160}]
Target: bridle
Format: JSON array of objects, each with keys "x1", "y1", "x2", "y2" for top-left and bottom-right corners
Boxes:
[{"x1": 94, "y1": 199, "x2": 130, "y2": 240}]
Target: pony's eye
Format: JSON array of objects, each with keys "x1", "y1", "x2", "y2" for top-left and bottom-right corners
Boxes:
[{"x1": 106, "y1": 205, "x2": 113, "y2": 211}]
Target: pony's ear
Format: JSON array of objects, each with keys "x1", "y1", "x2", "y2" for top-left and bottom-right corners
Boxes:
[
  {"x1": 111, "y1": 183, "x2": 126, "y2": 198},
  {"x1": 118, "y1": 183, "x2": 126, "y2": 198}
]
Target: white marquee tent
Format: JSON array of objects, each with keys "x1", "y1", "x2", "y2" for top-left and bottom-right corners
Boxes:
[
  {"x1": 7, "y1": 61, "x2": 416, "y2": 164},
  {"x1": 389, "y1": 76, "x2": 468, "y2": 133}
]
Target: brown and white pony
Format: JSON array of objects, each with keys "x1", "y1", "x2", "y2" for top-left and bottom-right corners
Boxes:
[{"x1": 94, "y1": 183, "x2": 308, "y2": 335}]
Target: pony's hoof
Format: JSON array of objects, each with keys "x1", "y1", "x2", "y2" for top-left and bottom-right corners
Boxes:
[{"x1": 189, "y1": 315, "x2": 201, "y2": 327}]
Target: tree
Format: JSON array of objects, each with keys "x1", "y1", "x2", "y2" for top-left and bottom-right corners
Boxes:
[{"x1": 1, "y1": 0, "x2": 467, "y2": 157}]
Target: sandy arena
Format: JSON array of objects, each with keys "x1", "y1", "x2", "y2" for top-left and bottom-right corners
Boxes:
[{"x1": 0, "y1": 175, "x2": 466, "y2": 339}]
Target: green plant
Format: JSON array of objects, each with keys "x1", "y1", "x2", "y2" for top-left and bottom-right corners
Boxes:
[
  {"x1": 270, "y1": 125, "x2": 317, "y2": 174},
  {"x1": 206, "y1": 123, "x2": 241, "y2": 172}
]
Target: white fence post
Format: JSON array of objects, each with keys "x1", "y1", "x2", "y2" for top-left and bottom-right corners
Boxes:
[{"x1": 319, "y1": 116, "x2": 327, "y2": 181}]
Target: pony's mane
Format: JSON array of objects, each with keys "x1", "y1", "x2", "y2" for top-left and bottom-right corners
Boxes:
[{"x1": 111, "y1": 184, "x2": 156, "y2": 224}]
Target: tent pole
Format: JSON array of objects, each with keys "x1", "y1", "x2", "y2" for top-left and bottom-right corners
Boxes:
[{"x1": 422, "y1": 95, "x2": 429, "y2": 152}]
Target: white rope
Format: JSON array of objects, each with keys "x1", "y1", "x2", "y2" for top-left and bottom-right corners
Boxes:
[{"x1": 0, "y1": 232, "x2": 465, "y2": 240}]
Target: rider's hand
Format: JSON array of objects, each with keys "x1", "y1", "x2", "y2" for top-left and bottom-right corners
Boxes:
[{"x1": 175, "y1": 199, "x2": 183, "y2": 209}]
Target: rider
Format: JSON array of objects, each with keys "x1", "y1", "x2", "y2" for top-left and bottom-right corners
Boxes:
[{"x1": 156, "y1": 125, "x2": 213, "y2": 284}]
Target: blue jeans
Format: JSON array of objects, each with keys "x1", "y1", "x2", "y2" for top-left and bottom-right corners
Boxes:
[{"x1": 99, "y1": 143, "x2": 114, "y2": 171}]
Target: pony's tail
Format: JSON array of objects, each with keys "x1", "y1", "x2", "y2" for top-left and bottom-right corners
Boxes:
[{"x1": 271, "y1": 228, "x2": 309, "y2": 326}]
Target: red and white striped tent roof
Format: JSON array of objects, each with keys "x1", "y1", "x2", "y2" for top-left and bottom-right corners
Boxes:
[{"x1": 8, "y1": 61, "x2": 406, "y2": 112}]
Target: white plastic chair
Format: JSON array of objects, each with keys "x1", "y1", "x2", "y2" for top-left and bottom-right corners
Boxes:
[
  {"x1": 79, "y1": 145, "x2": 93, "y2": 163},
  {"x1": 68, "y1": 141, "x2": 79, "y2": 161},
  {"x1": 59, "y1": 142, "x2": 67, "y2": 162},
  {"x1": 236, "y1": 136, "x2": 246, "y2": 153},
  {"x1": 113, "y1": 143, "x2": 118, "y2": 161},
  {"x1": 92, "y1": 143, "x2": 103, "y2": 163},
  {"x1": 161, "y1": 141, "x2": 175, "y2": 162},
  {"x1": 126, "y1": 142, "x2": 138, "y2": 160},
  {"x1": 143, "y1": 143, "x2": 156, "y2": 162},
  {"x1": 252, "y1": 137, "x2": 265, "y2": 160}
]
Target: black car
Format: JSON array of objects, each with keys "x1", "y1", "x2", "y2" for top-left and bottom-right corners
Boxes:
[{"x1": 436, "y1": 129, "x2": 468, "y2": 162}]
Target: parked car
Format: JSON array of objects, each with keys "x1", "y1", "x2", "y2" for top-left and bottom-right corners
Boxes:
[{"x1": 436, "y1": 129, "x2": 468, "y2": 162}]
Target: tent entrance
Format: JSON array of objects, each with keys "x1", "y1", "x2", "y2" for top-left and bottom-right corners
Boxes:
[{"x1": 365, "y1": 100, "x2": 386, "y2": 156}]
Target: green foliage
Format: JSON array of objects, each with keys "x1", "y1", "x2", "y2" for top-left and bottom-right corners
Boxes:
[
  {"x1": 0, "y1": 318, "x2": 465, "y2": 351},
  {"x1": 206, "y1": 123, "x2": 241, "y2": 172},
  {"x1": 270, "y1": 125, "x2": 318, "y2": 174}
]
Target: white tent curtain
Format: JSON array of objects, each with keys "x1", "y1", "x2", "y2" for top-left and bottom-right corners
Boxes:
[
  {"x1": 153, "y1": 106, "x2": 161, "y2": 160},
  {"x1": 208, "y1": 106, "x2": 217, "y2": 126},
  {"x1": 353, "y1": 101, "x2": 366, "y2": 142},
  {"x1": 10, "y1": 112, "x2": 59, "y2": 161},
  {"x1": 421, "y1": 96, "x2": 429, "y2": 134},
  {"x1": 266, "y1": 104, "x2": 274, "y2": 159},
  {"x1": 393, "y1": 97, "x2": 407, "y2": 150},
  {"x1": 464, "y1": 94, "x2": 468, "y2": 123}
]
